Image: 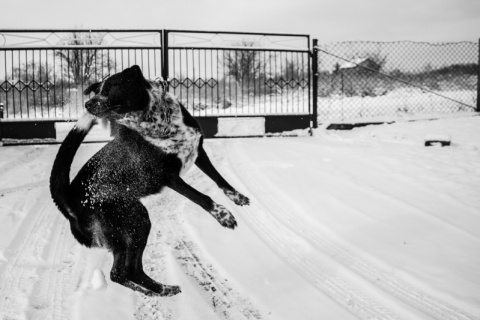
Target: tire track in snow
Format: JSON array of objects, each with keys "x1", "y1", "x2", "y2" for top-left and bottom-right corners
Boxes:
[
  {"x1": 0, "y1": 184, "x2": 83, "y2": 320},
  {"x1": 138, "y1": 190, "x2": 263, "y2": 320},
  {"x1": 169, "y1": 234, "x2": 262, "y2": 320},
  {"x1": 0, "y1": 145, "x2": 51, "y2": 197},
  {"x1": 225, "y1": 140, "x2": 476, "y2": 320},
  {"x1": 134, "y1": 209, "x2": 175, "y2": 320},
  {"x1": 29, "y1": 216, "x2": 68, "y2": 318},
  {"x1": 222, "y1": 177, "x2": 398, "y2": 319},
  {"x1": 0, "y1": 180, "x2": 49, "y2": 197},
  {"x1": 280, "y1": 138, "x2": 480, "y2": 241},
  {"x1": 29, "y1": 158, "x2": 106, "y2": 320},
  {"x1": 0, "y1": 145, "x2": 260, "y2": 320},
  {"x1": 0, "y1": 187, "x2": 58, "y2": 319},
  {"x1": 135, "y1": 242, "x2": 175, "y2": 320},
  {"x1": 28, "y1": 213, "x2": 81, "y2": 320},
  {"x1": 0, "y1": 146, "x2": 47, "y2": 178}
]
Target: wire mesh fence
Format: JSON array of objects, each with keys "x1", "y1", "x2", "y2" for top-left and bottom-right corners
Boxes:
[{"x1": 316, "y1": 41, "x2": 478, "y2": 122}]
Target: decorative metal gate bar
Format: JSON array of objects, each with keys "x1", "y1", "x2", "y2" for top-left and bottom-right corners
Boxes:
[
  {"x1": 0, "y1": 30, "x2": 163, "y2": 120},
  {"x1": 164, "y1": 30, "x2": 311, "y2": 118},
  {"x1": 0, "y1": 29, "x2": 315, "y2": 141},
  {"x1": 0, "y1": 29, "x2": 312, "y2": 120}
]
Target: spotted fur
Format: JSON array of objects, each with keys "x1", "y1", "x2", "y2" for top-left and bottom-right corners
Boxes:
[
  {"x1": 223, "y1": 189, "x2": 250, "y2": 206},
  {"x1": 117, "y1": 85, "x2": 202, "y2": 176},
  {"x1": 210, "y1": 203, "x2": 238, "y2": 229}
]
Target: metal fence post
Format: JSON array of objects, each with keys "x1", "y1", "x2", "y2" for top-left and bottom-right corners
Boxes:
[
  {"x1": 0, "y1": 103, "x2": 4, "y2": 143},
  {"x1": 312, "y1": 39, "x2": 319, "y2": 129},
  {"x1": 477, "y1": 38, "x2": 480, "y2": 112},
  {"x1": 161, "y1": 30, "x2": 170, "y2": 91}
]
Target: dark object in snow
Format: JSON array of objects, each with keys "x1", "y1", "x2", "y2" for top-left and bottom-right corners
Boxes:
[
  {"x1": 50, "y1": 65, "x2": 250, "y2": 297},
  {"x1": 424, "y1": 134, "x2": 451, "y2": 147}
]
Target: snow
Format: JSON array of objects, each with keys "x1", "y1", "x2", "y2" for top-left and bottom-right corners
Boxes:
[
  {"x1": 217, "y1": 117, "x2": 266, "y2": 137},
  {"x1": 1, "y1": 115, "x2": 480, "y2": 319},
  {"x1": 318, "y1": 88, "x2": 476, "y2": 123},
  {"x1": 424, "y1": 133, "x2": 451, "y2": 142}
]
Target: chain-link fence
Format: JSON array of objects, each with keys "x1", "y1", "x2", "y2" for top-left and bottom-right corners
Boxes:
[{"x1": 316, "y1": 41, "x2": 478, "y2": 122}]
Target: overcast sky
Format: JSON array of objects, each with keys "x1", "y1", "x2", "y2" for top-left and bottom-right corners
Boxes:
[{"x1": 1, "y1": 0, "x2": 479, "y2": 42}]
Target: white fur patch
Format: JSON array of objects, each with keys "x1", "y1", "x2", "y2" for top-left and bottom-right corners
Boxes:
[
  {"x1": 90, "y1": 219, "x2": 106, "y2": 247},
  {"x1": 97, "y1": 81, "x2": 106, "y2": 95},
  {"x1": 145, "y1": 125, "x2": 202, "y2": 176},
  {"x1": 117, "y1": 91, "x2": 202, "y2": 176},
  {"x1": 74, "y1": 113, "x2": 97, "y2": 132}
]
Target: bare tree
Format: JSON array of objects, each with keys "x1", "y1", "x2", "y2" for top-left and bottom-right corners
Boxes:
[
  {"x1": 282, "y1": 58, "x2": 307, "y2": 80},
  {"x1": 224, "y1": 40, "x2": 264, "y2": 84},
  {"x1": 12, "y1": 61, "x2": 53, "y2": 83},
  {"x1": 56, "y1": 32, "x2": 113, "y2": 87}
]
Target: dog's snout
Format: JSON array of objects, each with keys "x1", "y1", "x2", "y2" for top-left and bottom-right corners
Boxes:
[
  {"x1": 85, "y1": 96, "x2": 105, "y2": 111},
  {"x1": 85, "y1": 99, "x2": 95, "y2": 111}
]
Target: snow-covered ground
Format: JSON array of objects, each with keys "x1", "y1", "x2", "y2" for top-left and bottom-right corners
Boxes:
[
  {"x1": 0, "y1": 115, "x2": 479, "y2": 320},
  {"x1": 318, "y1": 89, "x2": 477, "y2": 123}
]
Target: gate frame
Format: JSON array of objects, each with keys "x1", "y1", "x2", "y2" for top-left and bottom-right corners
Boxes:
[
  {"x1": 161, "y1": 29, "x2": 316, "y2": 137},
  {"x1": 0, "y1": 29, "x2": 318, "y2": 142}
]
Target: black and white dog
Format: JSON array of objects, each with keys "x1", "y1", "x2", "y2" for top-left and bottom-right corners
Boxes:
[{"x1": 50, "y1": 65, "x2": 249, "y2": 296}]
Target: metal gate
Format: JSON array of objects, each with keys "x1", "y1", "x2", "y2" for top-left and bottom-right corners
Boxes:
[
  {"x1": 163, "y1": 30, "x2": 313, "y2": 137},
  {"x1": 0, "y1": 29, "x2": 315, "y2": 141}
]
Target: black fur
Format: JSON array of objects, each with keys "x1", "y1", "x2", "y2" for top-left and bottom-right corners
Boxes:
[{"x1": 50, "y1": 65, "x2": 249, "y2": 297}]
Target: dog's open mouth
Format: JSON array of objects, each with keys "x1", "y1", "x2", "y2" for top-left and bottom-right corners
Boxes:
[
  {"x1": 101, "y1": 104, "x2": 122, "y2": 113},
  {"x1": 88, "y1": 104, "x2": 122, "y2": 118}
]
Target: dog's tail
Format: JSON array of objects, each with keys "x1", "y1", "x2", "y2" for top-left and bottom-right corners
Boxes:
[{"x1": 50, "y1": 113, "x2": 97, "y2": 221}]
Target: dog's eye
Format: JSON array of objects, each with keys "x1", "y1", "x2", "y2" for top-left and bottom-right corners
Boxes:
[{"x1": 101, "y1": 83, "x2": 111, "y2": 94}]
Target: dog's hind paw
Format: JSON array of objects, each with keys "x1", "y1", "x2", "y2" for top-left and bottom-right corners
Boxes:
[
  {"x1": 210, "y1": 203, "x2": 238, "y2": 229},
  {"x1": 159, "y1": 285, "x2": 182, "y2": 297},
  {"x1": 224, "y1": 190, "x2": 250, "y2": 206},
  {"x1": 115, "y1": 278, "x2": 181, "y2": 297},
  {"x1": 145, "y1": 284, "x2": 181, "y2": 297}
]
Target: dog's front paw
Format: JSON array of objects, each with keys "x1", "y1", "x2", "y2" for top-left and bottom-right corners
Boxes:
[
  {"x1": 224, "y1": 190, "x2": 250, "y2": 206},
  {"x1": 210, "y1": 203, "x2": 237, "y2": 229}
]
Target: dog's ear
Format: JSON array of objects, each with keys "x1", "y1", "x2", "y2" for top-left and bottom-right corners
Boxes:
[
  {"x1": 84, "y1": 82, "x2": 101, "y2": 95},
  {"x1": 122, "y1": 65, "x2": 143, "y2": 79}
]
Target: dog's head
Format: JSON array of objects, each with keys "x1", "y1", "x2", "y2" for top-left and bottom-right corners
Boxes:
[{"x1": 84, "y1": 65, "x2": 151, "y2": 119}]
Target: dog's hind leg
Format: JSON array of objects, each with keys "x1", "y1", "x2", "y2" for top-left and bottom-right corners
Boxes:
[
  {"x1": 168, "y1": 176, "x2": 238, "y2": 229},
  {"x1": 195, "y1": 141, "x2": 250, "y2": 206},
  {"x1": 106, "y1": 199, "x2": 181, "y2": 296},
  {"x1": 110, "y1": 246, "x2": 181, "y2": 296},
  {"x1": 110, "y1": 249, "x2": 153, "y2": 295}
]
